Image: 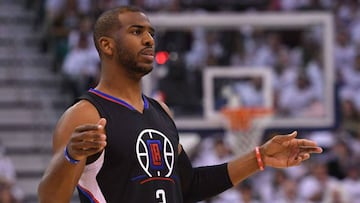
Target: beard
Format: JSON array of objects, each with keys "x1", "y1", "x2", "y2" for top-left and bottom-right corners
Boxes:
[{"x1": 115, "y1": 40, "x2": 153, "y2": 77}]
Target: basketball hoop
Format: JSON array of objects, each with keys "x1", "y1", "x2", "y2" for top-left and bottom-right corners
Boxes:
[
  {"x1": 220, "y1": 107, "x2": 273, "y2": 132},
  {"x1": 220, "y1": 107, "x2": 273, "y2": 155}
]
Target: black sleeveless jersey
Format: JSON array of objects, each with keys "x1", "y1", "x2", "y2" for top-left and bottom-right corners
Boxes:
[{"x1": 76, "y1": 89, "x2": 183, "y2": 203}]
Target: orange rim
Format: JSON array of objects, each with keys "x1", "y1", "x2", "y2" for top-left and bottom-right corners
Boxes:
[{"x1": 220, "y1": 107, "x2": 273, "y2": 131}]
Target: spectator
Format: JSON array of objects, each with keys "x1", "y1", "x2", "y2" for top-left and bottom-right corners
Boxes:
[
  {"x1": 61, "y1": 33, "x2": 100, "y2": 100},
  {"x1": 0, "y1": 143, "x2": 15, "y2": 184},
  {"x1": 157, "y1": 59, "x2": 200, "y2": 116},
  {"x1": 0, "y1": 142, "x2": 23, "y2": 202},
  {"x1": 192, "y1": 136, "x2": 234, "y2": 168},
  {"x1": 275, "y1": 179, "x2": 302, "y2": 203},
  {"x1": 229, "y1": 32, "x2": 250, "y2": 66},
  {"x1": 277, "y1": 72, "x2": 322, "y2": 117},
  {"x1": 184, "y1": 27, "x2": 207, "y2": 71},
  {"x1": 334, "y1": 30, "x2": 356, "y2": 72},
  {"x1": 342, "y1": 162, "x2": 360, "y2": 203},
  {"x1": 0, "y1": 177, "x2": 20, "y2": 203},
  {"x1": 135, "y1": 0, "x2": 180, "y2": 12},
  {"x1": 192, "y1": 137, "x2": 240, "y2": 203},
  {"x1": 298, "y1": 161, "x2": 349, "y2": 203},
  {"x1": 349, "y1": 10, "x2": 360, "y2": 45},
  {"x1": 305, "y1": 51, "x2": 324, "y2": 99},
  {"x1": 279, "y1": 0, "x2": 305, "y2": 11},
  {"x1": 339, "y1": 99, "x2": 360, "y2": 135},
  {"x1": 251, "y1": 32, "x2": 285, "y2": 68},
  {"x1": 256, "y1": 169, "x2": 290, "y2": 202},
  {"x1": 340, "y1": 54, "x2": 360, "y2": 92},
  {"x1": 233, "y1": 77, "x2": 265, "y2": 107},
  {"x1": 272, "y1": 49, "x2": 298, "y2": 93},
  {"x1": 67, "y1": 15, "x2": 95, "y2": 51},
  {"x1": 327, "y1": 139, "x2": 354, "y2": 180}
]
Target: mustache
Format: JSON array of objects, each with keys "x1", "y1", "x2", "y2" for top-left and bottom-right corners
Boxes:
[{"x1": 139, "y1": 47, "x2": 154, "y2": 55}]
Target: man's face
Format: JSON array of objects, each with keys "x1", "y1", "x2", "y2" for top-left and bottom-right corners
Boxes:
[{"x1": 114, "y1": 12, "x2": 155, "y2": 77}]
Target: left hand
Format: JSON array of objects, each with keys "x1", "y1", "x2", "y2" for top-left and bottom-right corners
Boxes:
[{"x1": 261, "y1": 131, "x2": 323, "y2": 168}]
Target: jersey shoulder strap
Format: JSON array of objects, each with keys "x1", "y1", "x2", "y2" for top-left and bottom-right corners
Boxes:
[{"x1": 77, "y1": 91, "x2": 107, "y2": 119}]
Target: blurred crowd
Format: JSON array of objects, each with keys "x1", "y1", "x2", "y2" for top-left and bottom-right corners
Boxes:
[
  {"x1": 0, "y1": 141, "x2": 23, "y2": 203},
  {"x1": 190, "y1": 129, "x2": 360, "y2": 203},
  {"x1": 15, "y1": 0, "x2": 360, "y2": 202}
]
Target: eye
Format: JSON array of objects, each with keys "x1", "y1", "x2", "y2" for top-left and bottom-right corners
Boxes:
[{"x1": 132, "y1": 29, "x2": 142, "y2": 35}]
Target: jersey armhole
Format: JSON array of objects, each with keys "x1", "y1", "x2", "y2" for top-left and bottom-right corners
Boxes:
[
  {"x1": 146, "y1": 96, "x2": 180, "y2": 144},
  {"x1": 78, "y1": 93, "x2": 108, "y2": 165}
]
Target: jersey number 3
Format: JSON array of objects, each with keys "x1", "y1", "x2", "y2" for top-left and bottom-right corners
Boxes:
[{"x1": 156, "y1": 189, "x2": 166, "y2": 203}]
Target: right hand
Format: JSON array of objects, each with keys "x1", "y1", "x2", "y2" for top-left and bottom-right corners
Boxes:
[
  {"x1": 261, "y1": 131, "x2": 322, "y2": 168},
  {"x1": 66, "y1": 118, "x2": 107, "y2": 161}
]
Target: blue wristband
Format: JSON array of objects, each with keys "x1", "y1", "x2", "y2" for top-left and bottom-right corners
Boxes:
[{"x1": 64, "y1": 147, "x2": 80, "y2": 164}]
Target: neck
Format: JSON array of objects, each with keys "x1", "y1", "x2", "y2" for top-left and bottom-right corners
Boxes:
[
  {"x1": 97, "y1": 61, "x2": 151, "y2": 111},
  {"x1": 95, "y1": 77, "x2": 145, "y2": 112}
]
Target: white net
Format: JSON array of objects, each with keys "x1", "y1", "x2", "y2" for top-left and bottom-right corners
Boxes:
[{"x1": 221, "y1": 107, "x2": 273, "y2": 155}]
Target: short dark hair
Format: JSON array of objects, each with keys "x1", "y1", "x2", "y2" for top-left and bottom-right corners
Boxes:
[{"x1": 93, "y1": 6, "x2": 144, "y2": 55}]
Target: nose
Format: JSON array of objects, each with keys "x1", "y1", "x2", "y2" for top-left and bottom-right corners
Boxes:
[{"x1": 143, "y1": 32, "x2": 154, "y2": 47}]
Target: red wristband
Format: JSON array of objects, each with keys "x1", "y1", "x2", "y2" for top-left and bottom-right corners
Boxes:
[{"x1": 255, "y1": 146, "x2": 264, "y2": 171}]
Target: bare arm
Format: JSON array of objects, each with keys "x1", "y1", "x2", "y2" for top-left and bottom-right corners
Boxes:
[
  {"x1": 227, "y1": 131, "x2": 323, "y2": 185},
  {"x1": 37, "y1": 101, "x2": 107, "y2": 203}
]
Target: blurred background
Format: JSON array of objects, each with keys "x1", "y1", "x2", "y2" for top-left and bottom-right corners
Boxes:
[{"x1": 1, "y1": 0, "x2": 360, "y2": 202}]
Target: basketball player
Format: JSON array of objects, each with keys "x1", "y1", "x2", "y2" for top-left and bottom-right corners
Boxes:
[{"x1": 37, "y1": 6, "x2": 323, "y2": 203}]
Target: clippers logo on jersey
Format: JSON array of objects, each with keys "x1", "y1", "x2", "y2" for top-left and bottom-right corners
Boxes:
[
  {"x1": 136, "y1": 129, "x2": 175, "y2": 182},
  {"x1": 148, "y1": 140, "x2": 163, "y2": 169}
]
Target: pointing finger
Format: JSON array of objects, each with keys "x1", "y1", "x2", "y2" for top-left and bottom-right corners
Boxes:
[{"x1": 299, "y1": 146, "x2": 323, "y2": 153}]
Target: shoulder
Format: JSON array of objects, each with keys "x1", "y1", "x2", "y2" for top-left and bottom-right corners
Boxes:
[
  {"x1": 61, "y1": 100, "x2": 100, "y2": 124},
  {"x1": 52, "y1": 100, "x2": 101, "y2": 151},
  {"x1": 151, "y1": 98, "x2": 174, "y2": 119}
]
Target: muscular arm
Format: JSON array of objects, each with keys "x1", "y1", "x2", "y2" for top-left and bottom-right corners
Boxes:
[{"x1": 37, "y1": 101, "x2": 105, "y2": 203}]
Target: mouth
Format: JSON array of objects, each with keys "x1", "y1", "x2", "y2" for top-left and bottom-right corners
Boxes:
[
  {"x1": 140, "y1": 48, "x2": 154, "y2": 62},
  {"x1": 141, "y1": 48, "x2": 154, "y2": 56}
]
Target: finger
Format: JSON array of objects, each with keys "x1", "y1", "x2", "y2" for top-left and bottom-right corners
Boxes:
[
  {"x1": 296, "y1": 153, "x2": 310, "y2": 162},
  {"x1": 71, "y1": 140, "x2": 106, "y2": 154},
  {"x1": 71, "y1": 130, "x2": 107, "y2": 144},
  {"x1": 97, "y1": 118, "x2": 107, "y2": 129},
  {"x1": 75, "y1": 119, "x2": 107, "y2": 133},
  {"x1": 298, "y1": 139, "x2": 322, "y2": 147},
  {"x1": 299, "y1": 146, "x2": 323, "y2": 153},
  {"x1": 77, "y1": 140, "x2": 107, "y2": 150},
  {"x1": 290, "y1": 153, "x2": 310, "y2": 166},
  {"x1": 288, "y1": 156, "x2": 303, "y2": 167},
  {"x1": 70, "y1": 137, "x2": 106, "y2": 148},
  {"x1": 75, "y1": 124, "x2": 102, "y2": 133},
  {"x1": 273, "y1": 131, "x2": 297, "y2": 143},
  {"x1": 70, "y1": 146, "x2": 105, "y2": 158},
  {"x1": 78, "y1": 131, "x2": 106, "y2": 145},
  {"x1": 67, "y1": 133, "x2": 106, "y2": 160}
]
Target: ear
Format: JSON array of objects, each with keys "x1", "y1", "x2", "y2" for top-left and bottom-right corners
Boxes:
[{"x1": 98, "y1": 37, "x2": 114, "y2": 56}]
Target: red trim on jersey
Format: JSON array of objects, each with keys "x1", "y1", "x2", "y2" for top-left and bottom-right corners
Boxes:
[
  {"x1": 77, "y1": 184, "x2": 101, "y2": 203},
  {"x1": 140, "y1": 177, "x2": 175, "y2": 184}
]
